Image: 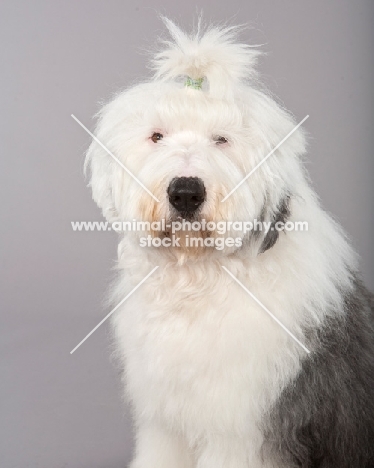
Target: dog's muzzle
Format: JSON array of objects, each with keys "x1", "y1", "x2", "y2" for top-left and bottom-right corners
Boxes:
[{"x1": 167, "y1": 177, "x2": 205, "y2": 215}]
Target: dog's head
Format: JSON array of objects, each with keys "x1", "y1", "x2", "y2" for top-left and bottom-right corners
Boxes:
[{"x1": 86, "y1": 18, "x2": 306, "y2": 260}]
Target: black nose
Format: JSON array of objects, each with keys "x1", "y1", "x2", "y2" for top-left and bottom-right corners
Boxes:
[{"x1": 168, "y1": 177, "x2": 206, "y2": 214}]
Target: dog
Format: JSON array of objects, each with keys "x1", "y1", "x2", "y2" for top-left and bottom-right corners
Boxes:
[{"x1": 85, "y1": 18, "x2": 374, "y2": 468}]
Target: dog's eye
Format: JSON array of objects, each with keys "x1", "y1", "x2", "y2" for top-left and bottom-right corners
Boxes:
[
  {"x1": 151, "y1": 132, "x2": 163, "y2": 143},
  {"x1": 214, "y1": 136, "x2": 228, "y2": 145}
]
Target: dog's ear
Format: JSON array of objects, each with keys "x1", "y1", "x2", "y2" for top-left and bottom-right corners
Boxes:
[
  {"x1": 259, "y1": 195, "x2": 291, "y2": 253},
  {"x1": 84, "y1": 93, "x2": 138, "y2": 222},
  {"x1": 85, "y1": 137, "x2": 122, "y2": 222}
]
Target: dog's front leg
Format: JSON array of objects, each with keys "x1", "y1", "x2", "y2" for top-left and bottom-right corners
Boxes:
[
  {"x1": 196, "y1": 438, "x2": 256, "y2": 468},
  {"x1": 129, "y1": 421, "x2": 194, "y2": 468}
]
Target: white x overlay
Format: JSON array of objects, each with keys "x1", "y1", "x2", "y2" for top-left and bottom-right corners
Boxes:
[
  {"x1": 70, "y1": 266, "x2": 159, "y2": 354},
  {"x1": 221, "y1": 115, "x2": 309, "y2": 203},
  {"x1": 71, "y1": 114, "x2": 160, "y2": 202},
  {"x1": 222, "y1": 266, "x2": 310, "y2": 354}
]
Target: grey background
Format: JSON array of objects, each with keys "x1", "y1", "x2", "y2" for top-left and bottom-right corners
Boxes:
[{"x1": 1, "y1": 1, "x2": 373, "y2": 467}]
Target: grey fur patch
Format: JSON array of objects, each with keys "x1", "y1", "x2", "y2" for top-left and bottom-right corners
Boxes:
[
  {"x1": 262, "y1": 278, "x2": 374, "y2": 467},
  {"x1": 259, "y1": 195, "x2": 291, "y2": 253}
]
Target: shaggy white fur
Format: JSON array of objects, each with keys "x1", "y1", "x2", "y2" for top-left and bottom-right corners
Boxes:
[{"x1": 85, "y1": 18, "x2": 364, "y2": 468}]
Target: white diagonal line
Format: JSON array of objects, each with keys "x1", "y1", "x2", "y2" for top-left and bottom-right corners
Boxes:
[
  {"x1": 221, "y1": 266, "x2": 310, "y2": 354},
  {"x1": 70, "y1": 266, "x2": 159, "y2": 354},
  {"x1": 71, "y1": 114, "x2": 160, "y2": 203},
  {"x1": 221, "y1": 115, "x2": 309, "y2": 203}
]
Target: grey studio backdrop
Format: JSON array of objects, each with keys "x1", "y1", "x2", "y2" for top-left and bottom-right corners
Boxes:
[{"x1": 1, "y1": 1, "x2": 373, "y2": 467}]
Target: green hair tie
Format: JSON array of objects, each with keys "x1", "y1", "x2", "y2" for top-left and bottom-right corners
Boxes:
[{"x1": 184, "y1": 76, "x2": 204, "y2": 90}]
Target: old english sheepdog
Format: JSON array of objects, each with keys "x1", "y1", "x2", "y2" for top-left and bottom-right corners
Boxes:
[{"x1": 84, "y1": 18, "x2": 374, "y2": 468}]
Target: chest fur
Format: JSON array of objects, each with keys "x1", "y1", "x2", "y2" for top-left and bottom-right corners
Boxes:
[{"x1": 114, "y1": 278, "x2": 301, "y2": 440}]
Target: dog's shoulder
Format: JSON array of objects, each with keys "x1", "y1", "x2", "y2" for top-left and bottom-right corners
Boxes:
[{"x1": 263, "y1": 276, "x2": 374, "y2": 468}]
